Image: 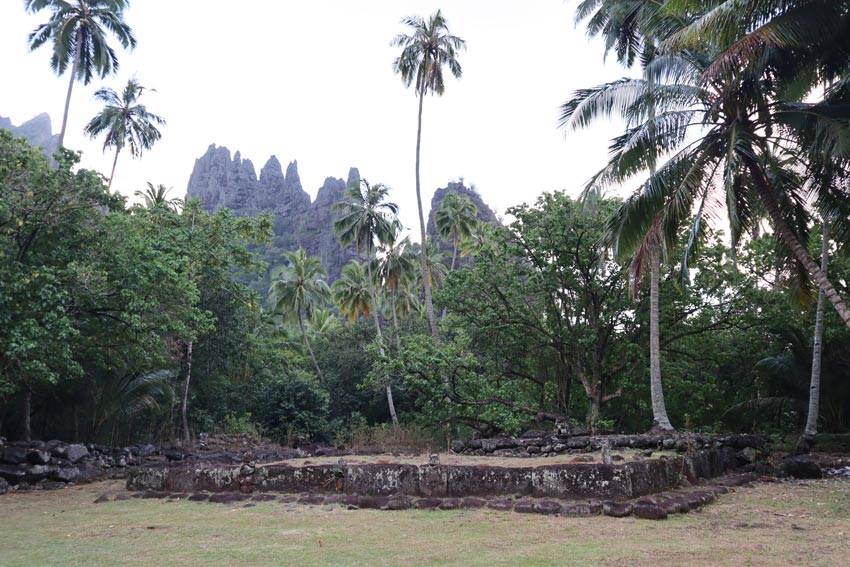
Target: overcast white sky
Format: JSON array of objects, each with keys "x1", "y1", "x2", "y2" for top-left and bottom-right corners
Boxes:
[{"x1": 1, "y1": 0, "x2": 635, "y2": 236}]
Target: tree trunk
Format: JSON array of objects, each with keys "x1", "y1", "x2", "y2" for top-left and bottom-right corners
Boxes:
[
  {"x1": 588, "y1": 392, "x2": 601, "y2": 435},
  {"x1": 801, "y1": 221, "x2": 830, "y2": 448},
  {"x1": 180, "y1": 340, "x2": 193, "y2": 445},
  {"x1": 747, "y1": 161, "x2": 850, "y2": 328},
  {"x1": 440, "y1": 236, "x2": 459, "y2": 319},
  {"x1": 415, "y1": 91, "x2": 440, "y2": 344},
  {"x1": 58, "y1": 29, "x2": 83, "y2": 149},
  {"x1": 649, "y1": 246, "x2": 674, "y2": 431},
  {"x1": 391, "y1": 291, "x2": 401, "y2": 348},
  {"x1": 367, "y1": 256, "x2": 399, "y2": 428},
  {"x1": 299, "y1": 309, "x2": 323, "y2": 381},
  {"x1": 21, "y1": 388, "x2": 32, "y2": 442},
  {"x1": 108, "y1": 147, "x2": 121, "y2": 189}
]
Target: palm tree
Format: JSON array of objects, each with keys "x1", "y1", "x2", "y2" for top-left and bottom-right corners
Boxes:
[
  {"x1": 308, "y1": 308, "x2": 341, "y2": 336},
  {"x1": 392, "y1": 10, "x2": 465, "y2": 344},
  {"x1": 134, "y1": 182, "x2": 181, "y2": 211},
  {"x1": 268, "y1": 248, "x2": 331, "y2": 380},
  {"x1": 26, "y1": 0, "x2": 136, "y2": 148},
  {"x1": 568, "y1": 1, "x2": 850, "y2": 336},
  {"x1": 332, "y1": 261, "x2": 373, "y2": 322},
  {"x1": 800, "y1": 220, "x2": 830, "y2": 451},
  {"x1": 435, "y1": 191, "x2": 478, "y2": 271},
  {"x1": 376, "y1": 227, "x2": 419, "y2": 344},
  {"x1": 333, "y1": 179, "x2": 401, "y2": 426},
  {"x1": 84, "y1": 78, "x2": 165, "y2": 189}
]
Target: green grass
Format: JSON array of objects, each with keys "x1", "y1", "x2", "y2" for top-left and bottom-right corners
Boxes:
[{"x1": 1, "y1": 479, "x2": 848, "y2": 567}]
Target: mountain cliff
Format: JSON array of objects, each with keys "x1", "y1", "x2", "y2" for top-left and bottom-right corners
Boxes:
[
  {"x1": 185, "y1": 144, "x2": 357, "y2": 283},
  {"x1": 426, "y1": 180, "x2": 500, "y2": 265},
  {"x1": 1, "y1": 113, "x2": 60, "y2": 158},
  {"x1": 186, "y1": 145, "x2": 502, "y2": 285}
]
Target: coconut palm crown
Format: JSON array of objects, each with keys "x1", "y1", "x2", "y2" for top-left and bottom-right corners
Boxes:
[
  {"x1": 85, "y1": 78, "x2": 165, "y2": 189},
  {"x1": 26, "y1": 0, "x2": 136, "y2": 147}
]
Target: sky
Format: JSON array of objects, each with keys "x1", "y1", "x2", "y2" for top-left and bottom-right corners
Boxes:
[{"x1": 0, "y1": 1, "x2": 635, "y2": 237}]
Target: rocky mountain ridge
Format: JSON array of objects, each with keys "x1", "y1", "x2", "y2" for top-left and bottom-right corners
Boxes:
[{"x1": 185, "y1": 144, "x2": 500, "y2": 284}]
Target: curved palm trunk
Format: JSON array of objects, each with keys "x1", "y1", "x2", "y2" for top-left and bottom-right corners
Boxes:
[
  {"x1": 108, "y1": 147, "x2": 121, "y2": 189},
  {"x1": 801, "y1": 221, "x2": 830, "y2": 450},
  {"x1": 298, "y1": 307, "x2": 323, "y2": 381},
  {"x1": 367, "y1": 258, "x2": 399, "y2": 428},
  {"x1": 747, "y1": 161, "x2": 850, "y2": 328},
  {"x1": 649, "y1": 246, "x2": 674, "y2": 431},
  {"x1": 180, "y1": 339, "x2": 193, "y2": 445},
  {"x1": 58, "y1": 30, "x2": 83, "y2": 148},
  {"x1": 415, "y1": 91, "x2": 440, "y2": 344}
]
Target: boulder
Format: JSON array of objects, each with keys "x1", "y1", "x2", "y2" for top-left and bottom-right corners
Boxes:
[
  {"x1": 26, "y1": 449, "x2": 51, "y2": 465},
  {"x1": 780, "y1": 456, "x2": 823, "y2": 479},
  {"x1": 66, "y1": 444, "x2": 89, "y2": 464},
  {"x1": 53, "y1": 467, "x2": 80, "y2": 483},
  {"x1": 0, "y1": 464, "x2": 27, "y2": 483},
  {"x1": 0, "y1": 477, "x2": 9, "y2": 494},
  {"x1": 533, "y1": 501, "x2": 562, "y2": 515},
  {"x1": 602, "y1": 501, "x2": 633, "y2": 518},
  {"x1": 1, "y1": 446, "x2": 27, "y2": 465},
  {"x1": 634, "y1": 501, "x2": 668, "y2": 520}
]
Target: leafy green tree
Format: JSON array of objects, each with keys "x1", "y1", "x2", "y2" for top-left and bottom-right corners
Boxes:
[
  {"x1": 435, "y1": 191, "x2": 478, "y2": 271},
  {"x1": 565, "y1": 3, "x2": 677, "y2": 431},
  {"x1": 392, "y1": 10, "x2": 465, "y2": 344},
  {"x1": 0, "y1": 131, "x2": 116, "y2": 439},
  {"x1": 269, "y1": 248, "x2": 331, "y2": 382},
  {"x1": 25, "y1": 0, "x2": 136, "y2": 147},
  {"x1": 84, "y1": 78, "x2": 165, "y2": 188},
  {"x1": 437, "y1": 193, "x2": 638, "y2": 431}
]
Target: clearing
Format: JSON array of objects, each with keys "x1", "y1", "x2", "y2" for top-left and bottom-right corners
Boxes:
[{"x1": 0, "y1": 478, "x2": 847, "y2": 566}]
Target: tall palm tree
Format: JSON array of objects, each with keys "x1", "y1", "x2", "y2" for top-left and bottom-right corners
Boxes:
[
  {"x1": 435, "y1": 191, "x2": 478, "y2": 271},
  {"x1": 392, "y1": 10, "x2": 465, "y2": 344},
  {"x1": 84, "y1": 78, "x2": 165, "y2": 189},
  {"x1": 568, "y1": 0, "x2": 676, "y2": 431},
  {"x1": 134, "y1": 182, "x2": 181, "y2": 211},
  {"x1": 26, "y1": 0, "x2": 136, "y2": 148},
  {"x1": 333, "y1": 179, "x2": 401, "y2": 426},
  {"x1": 800, "y1": 219, "x2": 831, "y2": 451},
  {"x1": 268, "y1": 248, "x2": 331, "y2": 380},
  {"x1": 658, "y1": 0, "x2": 850, "y2": 328},
  {"x1": 569, "y1": 0, "x2": 850, "y2": 334}
]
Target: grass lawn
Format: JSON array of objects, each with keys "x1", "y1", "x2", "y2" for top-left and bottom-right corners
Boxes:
[{"x1": 0, "y1": 478, "x2": 848, "y2": 567}]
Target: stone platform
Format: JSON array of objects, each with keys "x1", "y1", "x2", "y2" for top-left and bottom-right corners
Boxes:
[{"x1": 128, "y1": 445, "x2": 742, "y2": 500}]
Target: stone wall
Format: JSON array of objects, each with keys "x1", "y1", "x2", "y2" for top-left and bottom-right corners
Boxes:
[{"x1": 127, "y1": 447, "x2": 740, "y2": 500}]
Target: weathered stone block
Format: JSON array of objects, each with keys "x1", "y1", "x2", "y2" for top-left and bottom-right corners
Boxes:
[
  {"x1": 446, "y1": 465, "x2": 532, "y2": 497},
  {"x1": 532, "y1": 464, "x2": 630, "y2": 499},
  {"x1": 344, "y1": 464, "x2": 418, "y2": 496}
]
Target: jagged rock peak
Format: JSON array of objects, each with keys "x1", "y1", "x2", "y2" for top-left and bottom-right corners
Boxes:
[
  {"x1": 285, "y1": 160, "x2": 301, "y2": 189},
  {"x1": 260, "y1": 155, "x2": 284, "y2": 184},
  {"x1": 314, "y1": 176, "x2": 347, "y2": 207},
  {"x1": 1, "y1": 112, "x2": 60, "y2": 158},
  {"x1": 346, "y1": 167, "x2": 360, "y2": 187}
]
